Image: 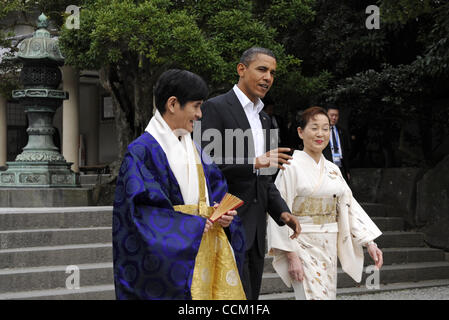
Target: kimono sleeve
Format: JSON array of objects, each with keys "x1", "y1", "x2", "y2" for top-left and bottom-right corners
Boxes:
[
  {"x1": 335, "y1": 166, "x2": 382, "y2": 246},
  {"x1": 346, "y1": 195, "x2": 382, "y2": 246},
  {"x1": 267, "y1": 165, "x2": 297, "y2": 254}
]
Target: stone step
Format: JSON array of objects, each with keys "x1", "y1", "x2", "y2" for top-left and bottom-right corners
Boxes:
[
  {"x1": 0, "y1": 207, "x2": 113, "y2": 231},
  {"x1": 0, "y1": 188, "x2": 96, "y2": 207},
  {"x1": 263, "y1": 247, "x2": 445, "y2": 273},
  {"x1": 0, "y1": 209, "x2": 402, "y2": 231},
  {"x1": 0, "y1": 262, "x2": 113, "y2": 294},
  {"x1": 260, "y1": 261, "x2": 449, "y2": 295},
  {"x1": 370, "y1": 217, "x2": 404, "y2": 231},
  {"x1": 0, "y1": 284, "x2": 116, "y2": 300},
  {"x1": 376, "y1": 231, "x2": 425, "y2": 248},
  {"x1": 361, "y1": 203, "x2": 396, "y2": 217},
  {"x1": 361, "y1": 203, "x2": 403, "y2": 217},
  {"x1": 0, "y1": 227, "x2": 112, "y2": 249},
  {"x1": 0, "y1": 243, "x2": 112, "y2": 269},
  {"x1": 260, "y1": 279, "x2": 449, "y2": 300}
]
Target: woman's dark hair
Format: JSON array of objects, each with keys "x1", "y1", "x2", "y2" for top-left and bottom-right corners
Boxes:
[
  {"x1": 154, "y1": 69, "x2": 208, "y2": 115},
  {"x1": 298, "y1": 106, "x2": 330, "y2": 129}
]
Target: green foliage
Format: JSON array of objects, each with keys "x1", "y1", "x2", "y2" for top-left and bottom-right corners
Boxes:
[
  {"x1": 60, "y1": 0, "x2": 223, "y2": 76},
  {"x1": 55, "y1": 0, "x2": 323, "y2": 158},
  {"x1": 58, "y1": 0, "x2": 315, "y2": 93},
  {"x1": 380, "y1": 0, "x2": 435, "y2": 25},
  {"x1": 2, "y1": 0, "x2": 447, "y2": 166},
  {"x1": 263, "y1": 0, "x2": 315, "y2": 29}
]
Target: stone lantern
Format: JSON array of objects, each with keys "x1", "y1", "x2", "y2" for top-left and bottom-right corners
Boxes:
[{"x1": 0, "y1": 13, "x2": 79, "y2": 188}]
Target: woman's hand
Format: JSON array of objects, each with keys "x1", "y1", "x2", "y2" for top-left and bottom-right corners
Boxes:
[
  {"x1": 286, "y1": 252, "x2": 304, "y2": 282},
  {"x1": 216, "y1": 209, "x2": 237, "y2": 228},
  {"x1": 367, "y1": 243, "x2": 383, "y2": 269}
]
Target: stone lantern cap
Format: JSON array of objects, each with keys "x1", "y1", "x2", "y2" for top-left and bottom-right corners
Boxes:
[{"x1": 16, "y1": 13, "x2": 65, "y2": 66}]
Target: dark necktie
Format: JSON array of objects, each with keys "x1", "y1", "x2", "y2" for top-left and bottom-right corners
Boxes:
[{"x1": 332, "y1": 126, "x2": 339, "y2": 153}]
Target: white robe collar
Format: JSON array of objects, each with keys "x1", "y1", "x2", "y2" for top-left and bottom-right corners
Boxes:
[{"x1": 145, "y1": 110, "x2": 208, "y2": 205}]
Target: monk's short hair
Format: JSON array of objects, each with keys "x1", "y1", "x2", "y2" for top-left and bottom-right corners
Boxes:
[{"x1": 154, "y1": 69, "x2": 208, "y2": 115}]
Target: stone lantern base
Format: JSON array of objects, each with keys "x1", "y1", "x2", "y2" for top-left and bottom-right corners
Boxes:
[{"x1": 0, "y1": 161, "x2": 79, "y2": 188}]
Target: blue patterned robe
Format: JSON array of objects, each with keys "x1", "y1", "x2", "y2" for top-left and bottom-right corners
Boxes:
[{"x1": 112, "y1": 132, "x2": 246, "y2": 300}]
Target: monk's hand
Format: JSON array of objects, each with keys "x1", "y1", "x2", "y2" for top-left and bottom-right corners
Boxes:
[
  {"x1": 255, "y1": 147, "x2": 292, "y2": 170},
  {"x1": 217, "y1": 209, "x2": 236, "y2": 228},
  {"x1": 367, "y1": 243, "x2": 383, "y2": 270},
  {"x1": 280, "y1": 212, "x2": 301, "y2": 239},
  {"x1": 203, "y1": 218, "x2": 213, "y2": 234},
  {"x1": 286, "y1": 251, "x2": 304, "y2": 282}
]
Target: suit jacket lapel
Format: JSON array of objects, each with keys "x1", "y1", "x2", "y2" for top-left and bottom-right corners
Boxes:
[
  {"x1": 224, "y1": 89, "x2": 252, "y2": 130},
  {"x1": 259, "y1": 112, "x2": 271, "y2": 153}
]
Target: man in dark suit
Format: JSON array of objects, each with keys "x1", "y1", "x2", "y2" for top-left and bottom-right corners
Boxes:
[
  {"x1": 199, "y1": 47, "x2": 301, "y2": 300},
  {"x1": 323, "y1": 105, "x2": 351, "y2": 183}
]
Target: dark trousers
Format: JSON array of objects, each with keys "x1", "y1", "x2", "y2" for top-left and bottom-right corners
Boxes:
[{"x1": 241, "y1": 237, "x2": 265, "y2": 300}]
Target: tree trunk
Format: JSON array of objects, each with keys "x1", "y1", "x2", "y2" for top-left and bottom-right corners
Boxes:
[{"x1": 97, "y1": 56, "x2": 161, "y2": 179}]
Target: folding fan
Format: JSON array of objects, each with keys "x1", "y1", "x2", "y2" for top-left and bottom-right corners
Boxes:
[{"x1": 209, "y1": 193, "x2": 244, "y2": 222}]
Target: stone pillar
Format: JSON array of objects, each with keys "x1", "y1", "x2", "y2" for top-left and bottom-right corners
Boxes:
[
  {"x1": 81, "y1": 84, "x2": 99, "y2": 165},
  {"x1": 62, "y1": 65, "x2": 80, "y2": 172},
  {"x1": 0, "y1": 95, "x2": 7, "y2": 167}
]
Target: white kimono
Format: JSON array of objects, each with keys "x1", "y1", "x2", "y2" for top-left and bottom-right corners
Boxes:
[{"x1": 267, "y1": 150, "x2": 382, "y2": 300}]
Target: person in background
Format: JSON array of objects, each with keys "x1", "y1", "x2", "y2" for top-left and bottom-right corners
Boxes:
[{"x1": 323, "y1": 104, "x2": 351, "y2": 183}]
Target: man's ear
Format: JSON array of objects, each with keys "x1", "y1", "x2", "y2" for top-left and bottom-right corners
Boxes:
[
  {"x1": 166, "y1": 96, "x2": 178, "y2": 114},
  {"x1": 237, "y1": 63, "x2": 246, "y2": 77}
]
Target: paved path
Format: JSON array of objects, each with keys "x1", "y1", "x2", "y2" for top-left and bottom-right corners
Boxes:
[{"x1": 338, "y1": 285, "x2": 449, "y2": 300}]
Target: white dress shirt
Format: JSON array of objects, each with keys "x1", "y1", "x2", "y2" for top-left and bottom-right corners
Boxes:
[{"x1": 232, "y1": 85, "x2": 265, "y2": 160}]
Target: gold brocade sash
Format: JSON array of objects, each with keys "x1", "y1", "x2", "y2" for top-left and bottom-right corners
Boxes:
[
  {"x1": 292, "y1": 196, "x2": 338, "y2": 225},
  {"x1": 173, "y1": 143, "x2": 246, "y2": 300}
]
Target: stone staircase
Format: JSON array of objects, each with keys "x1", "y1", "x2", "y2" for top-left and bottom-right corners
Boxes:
[
  {"x1": 1, "y1": 202, "x2": 448, "y2": 299},
  {"x1": 0, "y1": 207, "x2": 115, "y2": 300},
  {"x1": 259, "y1": 203, "x2": 449, "y2": 299}
]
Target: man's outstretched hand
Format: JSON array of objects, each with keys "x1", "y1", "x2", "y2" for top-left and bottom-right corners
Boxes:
[
  {"x1": 280, "y1": 212, "x2": 301, "y2": 239},
  {"x1": 255, "y1": 147, "x2": 292, "y2": 170}
]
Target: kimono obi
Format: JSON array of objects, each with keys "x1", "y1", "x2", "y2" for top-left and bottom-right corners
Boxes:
[{"x1": 291, "y1": 196, "x2": 337, "y2": 225}]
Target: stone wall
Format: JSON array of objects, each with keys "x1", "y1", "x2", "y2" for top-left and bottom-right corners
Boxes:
[
  {"x1": 416, "y1": 155, "x2": 449, "y2": 250},
  {"x1": 350, "y1": 167, "x2": 424, "y2": 228},
  {"x1": 351, "y1": 157, "x2": 449, "y2": 251}
]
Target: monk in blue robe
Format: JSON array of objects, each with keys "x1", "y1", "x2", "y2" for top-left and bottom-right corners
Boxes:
[{"x1": 113, "y1": 69, "x2": 246, "y2": 300}]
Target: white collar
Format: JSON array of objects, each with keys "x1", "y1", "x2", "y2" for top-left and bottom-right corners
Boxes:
[
  {"x1": 233, "y1": 84, "x2": 264, "y2": 114},
  {"x1": 145, "y1": 110, "x2": 208, "y2": 205},
  {"x1": 297, "y1": 150, "x2": 323, "y2": 168}
]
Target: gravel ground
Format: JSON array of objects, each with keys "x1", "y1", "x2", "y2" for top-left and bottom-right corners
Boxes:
[{"x1": 338, "y1": 285, "x2": 449, "y2": 300}]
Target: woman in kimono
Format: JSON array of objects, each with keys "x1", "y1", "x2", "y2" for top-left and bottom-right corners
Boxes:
[
  {"x1": 113, "y1": 69, "x2": 246, "y2": 300},
  {"x1": 267, "y1": 106, "x2": 383, "y2": 300}
]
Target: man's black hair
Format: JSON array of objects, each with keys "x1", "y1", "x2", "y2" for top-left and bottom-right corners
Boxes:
[
  {"x1": 239, "y1": 47, "x2": 276, "y2": 67},
  {"x1": 325, "y1": 104, "x2": 339, "y2": 111},
  {"x1": 154, "y1": 69, "x2": 208, "y2": 115}
]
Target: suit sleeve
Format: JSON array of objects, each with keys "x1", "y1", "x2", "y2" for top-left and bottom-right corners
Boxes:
[
  {"x1": 266, "y1": 181, "x2": 290, "y2": 225},
  {"x1": 200, "y1": 99, "x2": 254, "y2": 179}
]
